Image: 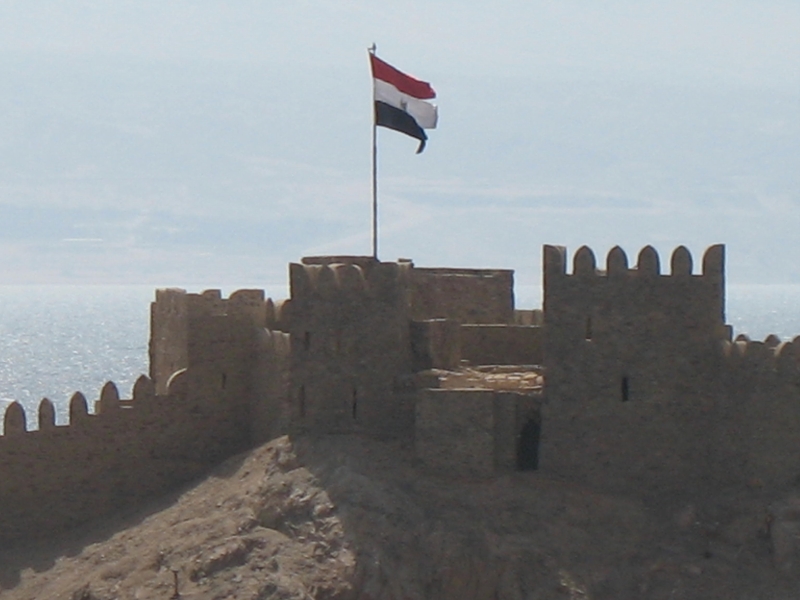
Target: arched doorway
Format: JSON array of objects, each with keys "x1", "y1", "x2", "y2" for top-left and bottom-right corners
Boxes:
[{"x1": 516, "y1": 418, "x2": 541, "y2": 471}]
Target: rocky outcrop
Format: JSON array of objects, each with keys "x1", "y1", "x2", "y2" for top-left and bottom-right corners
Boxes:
[{"x1": 1, "y1": 436, "x2": 799, "y2": 600}]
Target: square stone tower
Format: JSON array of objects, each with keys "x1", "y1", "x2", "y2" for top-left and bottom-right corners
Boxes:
[
  {"x1": 540, "y1": 244, "x2": 732, "y2": 492},
  {"x1": 543, "y1": 244, "x2": 727, "y2": 405}
]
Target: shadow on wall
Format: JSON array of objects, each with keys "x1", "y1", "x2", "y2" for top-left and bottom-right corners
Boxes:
[{"x1": 517, "y1": 418, "x2": 540, "y2": 471}]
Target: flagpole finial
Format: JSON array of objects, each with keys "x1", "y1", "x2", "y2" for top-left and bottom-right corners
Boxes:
[{"x1": 368, "y1": 43, "x2": 376, "y2": 55}]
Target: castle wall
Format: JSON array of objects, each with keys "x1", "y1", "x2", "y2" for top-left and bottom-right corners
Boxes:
[
  {"x1": 409, "y1": 267, "x2": 514, "y2": 324},
  {"x1": 540, "y1": 243, "x2": 800, "y2": 494},
  {"x1": 717, "y1": 337, "x2": 800, "y2": 489},
  {"x1": 415, "y1": 389, "x2": 541, "y2": 477},
  {"x1": 539, "y1": 338, "x2": 800, "y2": 495},
  {"x1": 289, "y1": 259, "x2": 414, "y2": 437},
  {"x1": 540, "y1": 245, "x2": 726, "y2": 492},
  {"x1": 416, "y1": 389, "x2": 496, "y2": 477},
  {"x1": 410, "y1": 319, "x2": 462, "y2": 371},
  {"x1": 539, "y1": 391, "x2": 733, "y2": 494},
  {"x1": 149, "y1": 288, "x2": 271, "y2": 394},
  {"x1": 0, "y1": 374, "x2": 239, "y2": 541},
  {"x1": 149, "y1": 288, "x2": 191, "y2": 395},
  {"x1": 543, "y1": 244, "x2": 726, "y2": 406},
  {"x1": 149, "y1": 286, "x2": 291, "y2": 442},
  {"x1": 0, "y1": 288, "x2": 291, "y2": 542},
  {"x1": 7, "y1": 245, "x2": 800, "y2": 540},
  {"x1": 460, "y1": 324, "x2": 543, "y2": 366},
  {"x1": 514, "y1": 309, "x2": 544, "y2": 326},
  {"x1": 251, "y1": 329, "x2": 291, "y2": 444}
]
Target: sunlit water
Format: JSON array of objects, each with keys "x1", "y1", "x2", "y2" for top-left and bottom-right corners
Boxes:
[
  {"x1": 0, "y1": 284, "x2": 798, "y2": 429},
  {"x1": 0, "y1": 286, "x2": 153, "y2": 426}
]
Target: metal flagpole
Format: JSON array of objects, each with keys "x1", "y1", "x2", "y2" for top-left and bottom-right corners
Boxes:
[{"x1": 369, "y1": 43, "x2": 378, "y2": 260}]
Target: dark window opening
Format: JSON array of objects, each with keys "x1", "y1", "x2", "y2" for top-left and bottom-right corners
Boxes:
[
  {"x1": 221, "y1": 373, "x2": 227, "y2": 389},
  {"x1": 585, "y1": 316, "x2": 593, "y2": 340},
  {"x1": 299, "y1": 386, "x2": 306, "y2": 418},
  {"x1": 303, "y1": 331, "x2": 311, "y2": 351},
  {"x1": 516, "y1": 419, "x2": 541, "y2": 471},
  {"x1": 621, "y1": 376, "x2": 629, "y2": 402},
  {"x1": 351, "y1": 387, "x2": 358, "y2": 420}
]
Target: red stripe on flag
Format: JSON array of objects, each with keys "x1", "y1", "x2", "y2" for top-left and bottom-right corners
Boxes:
[{"x1": 370, "y1": 54, "x2": 436, "y2": 100}]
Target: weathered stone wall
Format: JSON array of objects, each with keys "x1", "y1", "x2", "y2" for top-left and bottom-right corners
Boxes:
[
  {"x1": 416, "y1": 389, "x2": 496, "y2": 477},
  {"x1": 541, "y1": 244, "x2": 727, "y2": 492},
  {"x1": 410, "y1": 267, "x2": 514, "y2": 324},
  {"x1": 150, "y1": 288, "x2": 271, "y2": 394},
  {"x1": 514, "y1": 309, "x2": 543, "y2": 326},
  {"x1": 0, "y1": 373, "x2": 241, "y2": 541},
  {"x1": 544, "y1": 244, "x2": 726, "y2": 406},
  {"x1": 289, "y1": 258, "x2": 414, "y2": 437},
  {"x1": 717, "y1": 337, "x2": 800, "y2": 489},
  {"x1": 540, "y1": 339, "x2": 800, "y2": 494},
  {"x1": 415, "y1": 389, "x2": 541, "y2": 477},
  {"x1": 410, "y1": 319, "x2": 462, "y2": 371},
  {"x1": 540, "y1": 243, "x2": 800, "y2": 494},
  {"x1": 251, "y1": 329, "x2": 291, "y2": 444},
  {"x1": 0, "y1": 288, "x2": 291, "y2": 542},
  {"x1": 149, "y1": 288, "x2": 191, "y2": 395},
  {"x1": 149, "y1": 286, "x2": 291, "y2": 443},
  {"x1": 460, "y1": 324, "x2": 543, "y2": 366},
  {"x1": 539, "y1": 389, "x2": 730, "y2": 494}
]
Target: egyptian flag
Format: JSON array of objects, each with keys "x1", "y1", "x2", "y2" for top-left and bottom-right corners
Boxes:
[{"x1": 370, "y1": 53, "x2": 437, "y2": 153}]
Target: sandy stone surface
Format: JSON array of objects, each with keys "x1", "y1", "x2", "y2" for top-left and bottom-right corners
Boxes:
[
  {"x1": 436, "y1": 365, "x2": 544, "y2": 391},
  {"x1": 1, "y1": 435, "x2": 798, "y2": 599}
]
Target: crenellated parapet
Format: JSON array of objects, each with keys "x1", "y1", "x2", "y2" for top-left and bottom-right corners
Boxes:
[
  {"x1": 543, "y1": 244, "x2": 726, "y2": 341},
  {"x1": 289, "y1": 258, "x2": 410, "y2": 303},
  {"x1": 152, "y1": 287, "x2": 274, "y2": 326},
  {"x1": 288, "y1": 257, "x2": 414, "y2": 437},
  {"x1": 544, "y1": 244, "x2": 724, "y2": 281},
  {"x1": 150, "y1": 287, "x2": 287, "y2": 395},
  {"x1": 540, "y1": 241, "x2": 800, "y2": 495},
  {"x1": 543, "y1": 243, "x2": 728, "y2": 412},
  {"x1": 0, "y1": 374, "x2": 185, "y2": 436},
  {"x1": 0, "y1": 364, "x2": 268, "y2": 541},
  {"x1": 721, "y1": 334, "x2": 800, "y2": 379},
  {"x1": 408, "y1": 266, "x2": 515, "y2": 324},
  {"x1": 8, "y1": 246, "x2": 800, "y2": 539}
]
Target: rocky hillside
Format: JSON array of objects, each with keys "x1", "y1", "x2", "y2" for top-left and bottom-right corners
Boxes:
[{"x1": 1, "y1": 435, "x2": 798, "y2": 599}]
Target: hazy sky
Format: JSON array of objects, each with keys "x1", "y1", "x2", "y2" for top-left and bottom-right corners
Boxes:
[{"x1": 0, "y1": 1, "x2": 798, "y2": 302}]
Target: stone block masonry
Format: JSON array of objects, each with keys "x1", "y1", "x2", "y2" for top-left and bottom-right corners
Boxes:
[
  {"x1": 0, "y1": 288, "x2": 290, "y2": 542},
  {"x1": 288, "y1": 258, "x2": 415, "y2": 437},
  {"x1": 540, "y1": 243, "x2": 800, "y2": 495},
  {"x1": 0, "y1": 374, "x2": 245, "y2": 540},
  {"x1": 460, "y1": 324, "x2": 543, "y2": 366},
  {"x1": 416, "y1": 389, "x2": 541, "y2": 477},
  {"x1": 410, "y1": 267, "x2": 515, "y2": 324},
  {"x1": 4, "y1": 244, "x2": 800, "y2": 543}
]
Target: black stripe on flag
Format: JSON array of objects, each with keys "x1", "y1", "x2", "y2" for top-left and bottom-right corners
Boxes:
[{"x1": 374, "y1": 100, "x2": 427, "y2": 154}]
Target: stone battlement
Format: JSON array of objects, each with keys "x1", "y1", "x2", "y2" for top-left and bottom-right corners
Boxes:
[
  {"x1": 2, "y1": 244, "x2": 800, "y2": 542},
  {"x1": 544, "y1": 244, "x2": 724, "y2": 280},
  {"x1": 0, "y1": 372, "x2": 250, "y2": 540}
]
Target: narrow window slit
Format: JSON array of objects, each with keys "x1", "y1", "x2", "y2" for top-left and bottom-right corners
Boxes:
[
  {"x1": 299, "y1": 386, "x2": 306, "y2": 418},
  {"x1": 517, "y1": 418, "x2": 541, "y2": 471}
]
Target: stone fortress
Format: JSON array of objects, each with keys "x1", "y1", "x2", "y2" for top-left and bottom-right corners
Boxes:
[{"x1": 2, "y1": 244, "x2": 800, "y2": 542}]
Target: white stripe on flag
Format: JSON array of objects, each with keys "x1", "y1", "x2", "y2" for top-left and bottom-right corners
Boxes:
[{"x1": 374, "y1": 79, "x2": 438, "y2": 129}]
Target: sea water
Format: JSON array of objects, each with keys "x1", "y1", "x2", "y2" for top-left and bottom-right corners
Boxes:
[
  {"x1": 0, "y1": 284, "x2": 799, "y2": 429},
  {"x1": 0, "y1": 286, "x2": 154, "y2": 426}
]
